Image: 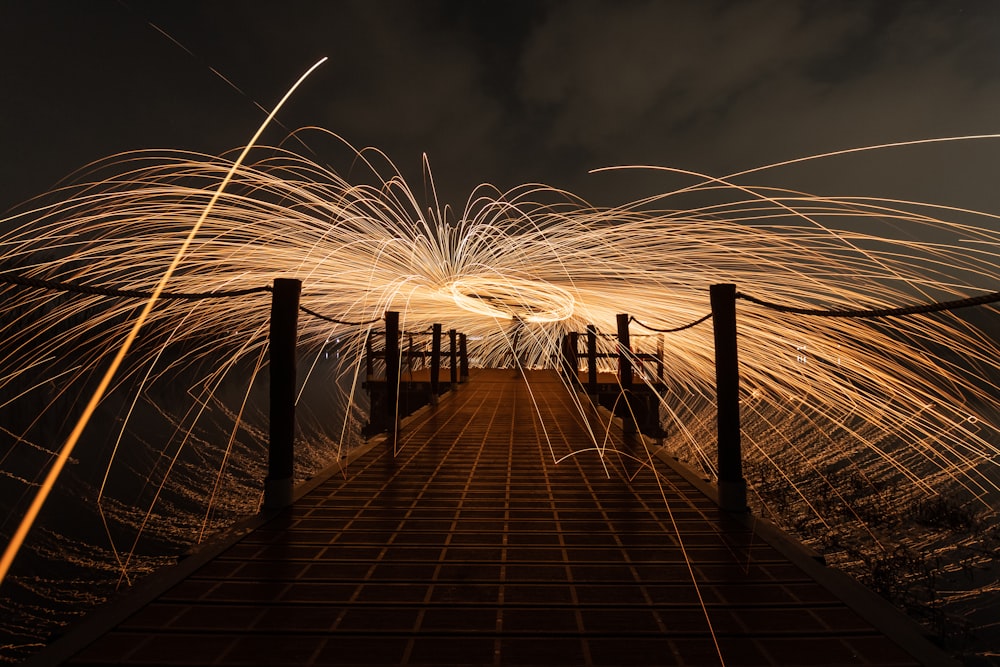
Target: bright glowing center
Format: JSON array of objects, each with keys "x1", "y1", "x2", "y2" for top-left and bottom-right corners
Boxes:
[{"x1": 445, "y1": 276, "x2": 575, "y2": 323}]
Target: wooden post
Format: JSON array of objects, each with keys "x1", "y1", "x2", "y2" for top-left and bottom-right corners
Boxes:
[
  {"x1": 616, "y1": 313, "x2": 632, "y2": 389},
  {"x1": 364, "y1": 332, "x2": 374, "y2": 381},
  {"x1": 430, "y1": 323, "x2": 442, "y2": 400},
  {"x1": 560, "y1": 333, "x2": 573, "y2": 380},
  {"x1": 407, "y1": 332, "x2": 414, "y2": 375},
  {"x1": 711, "y1": 283, "x2": 747, "y2": 513},
  {"x1": 569, "y1": 331, "x2": 579, "y2": 382},
  {"x1": 459, "y1": 333, "x2": 469, "y2": 381},
  {"x1": 616, "y1": 313, "x2": 635, "y2": 436},
  {"x1": 265, "y1": 277, "x2": 300, "y2": 509},
  {"x1": 385, "y1": 311, "x2": 400, "y2": 446},
  {"x1": 587, "y1": 324, "x2": 598, "y2": 395},
  {"x1": 449, "y1": 329, "x2": 458, "y2": 385},
  {"x1": 656, "y1": 335, "x2": 664, "y2": 382}
]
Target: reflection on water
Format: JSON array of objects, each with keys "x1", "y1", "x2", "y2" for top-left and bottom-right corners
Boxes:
[
  {"x1": 0, "y1": 353, "x2": 366, "y2": 664},
  {"x1": 668, "y1": 397, "x2": 1000, "y2": 660}
]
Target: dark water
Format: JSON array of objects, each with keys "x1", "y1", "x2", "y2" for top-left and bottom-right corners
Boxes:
[
  {"x1": 666, "y1": 394, "x2": 1000, "y2": 664},
  {"x1": 0, "y1": 351, "x2": 367, "y2": 664}
]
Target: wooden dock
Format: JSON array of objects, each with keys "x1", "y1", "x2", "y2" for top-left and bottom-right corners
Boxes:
[{"x1": 50, "y1": 369, "x2": 948, "y2": 666}]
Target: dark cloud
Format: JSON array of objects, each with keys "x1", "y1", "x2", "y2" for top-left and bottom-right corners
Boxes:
[
  {"x1": 3, "y1": 1, "x2": 1000, "y2": 215},
  {"x1": 518, "y1": 1, "x2": 841, "y2": 150},
  {"x1": 515, "y1": 1, "x2": 1000, "y2": 207}
]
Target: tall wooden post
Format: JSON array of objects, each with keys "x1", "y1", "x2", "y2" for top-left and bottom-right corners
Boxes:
[
  {"x1": 406, "y1": 332, "x2": 414, "y2": 375},
  {"x1": 430, "y1": 323, "x2": 442, "y2": 398},
  {"x1": 459, "y1": 333, "x2": 469, "y2": 381},
  {"x1": 587, "y1": 324, "x2": 598, "y2": 395},
  {"x1": 385, "y1": 311, "x2": 400, "y2": 447},
  {"x1": 449, "y1": 329, "x2": 458, "y2": 385},
  {"x1": 617, "y1": 313, "x2": 636, "y2": 437},
  {"x1": 711, "y1": 284, "x2": 747, "y2": 512},
  {"x1": 265, "y1": 277, "x2": 300, "y2": 509},
  {"x1": 364, "y1": 332, "x2": 374, "y2": 381},
  {"x1": 616, "y1": 313, "x2": 632, "y2": 389},
  {"x1": 656, "y1": 335, "x2": 664, "y2": 382},
  {"x1": 569, "y1": 331, "x2": 579, "y2": 382}
]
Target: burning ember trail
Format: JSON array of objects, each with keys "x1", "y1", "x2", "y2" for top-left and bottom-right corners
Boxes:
[{"x1": 0, "y1": 101, "x2": 997, "y2": 660}]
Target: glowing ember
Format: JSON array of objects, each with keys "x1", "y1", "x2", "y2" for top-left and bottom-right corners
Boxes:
[{"x1": 0, "y1": 122, "x2": 997, "y2": 662}]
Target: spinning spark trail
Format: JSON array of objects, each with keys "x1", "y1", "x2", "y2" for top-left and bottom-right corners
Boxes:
[
  {"x1": 0, "y1": 55, "x2": 328, "y2": 592},
  {"x1": 0, "y1": 123, "x2": 997, "y2": 661}
]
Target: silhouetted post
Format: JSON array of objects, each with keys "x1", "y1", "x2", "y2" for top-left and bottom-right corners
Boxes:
[
  {"x1": 385, "y1": 311, "x2": 400, "y2": 446},
  {"x1": 711, "y1": 283, "x2": 747, "y2": 513},
  {"x1": 569, "y1": 331, "x2": 579, "y2": 382},
  {"x1": 265, "y1": 277, "x2": 300, "y2": 509},
  {"x1": 560, "y1": 333, "x2": 573, "y2": 380},
  {"x1": 407, "y1": 332, "x2": 414, "y2": 374},
  {"x1": 616, "y1": 313, "x2": 632, "y2": 389},
  {"x1": 617, "y1": 313, "x2": 636, "y2": 437},
  {"x1": 656, "y1": 335, "x2": 664, "y2": 382},
  {"x1": 430, "y1": 323, "x2": 442, "y2": 400},
  {"x1": 587, "y1": 324, "x2": 598, "y2": 395},
  {"x1": 449, "y1": 329, "x2": 458, "y2": 385},
  {"x1": 364, "y1": 332, "x2": 374, "y2": 381},
  {"x1": 459, "y1": 333, "x2": 469, "y2": 381}
]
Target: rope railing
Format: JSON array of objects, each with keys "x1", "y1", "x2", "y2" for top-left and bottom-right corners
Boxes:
[
  {"x1": 736, "y1": 289, "x2": 1000, "y2": 318},
  {"x1": 0, "y1": 272, "x2": 273, "y2": 301},
  {"x1": 367, "y1": 328, "x2": 446, "y2": 337},
  {"x1": 298, "y1": 304, "x2": 382, "y2": 327},
  {"x1": 12, "y1": 268, "x2": 992, "y2": 332},
  {"x1": 630, "y1": 312, "x2": 712, "y2": 333},
  {"x1": 0, "y1": 272, "x2": 384, "y2": 327}
]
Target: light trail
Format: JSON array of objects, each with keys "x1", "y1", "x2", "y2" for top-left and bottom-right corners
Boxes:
[
  {"x1": 0, "y1": 122, "x2": 997, "y2": 660},
  {"x1": 0, "y1": 57, "x2": 328, "y2": 589}
]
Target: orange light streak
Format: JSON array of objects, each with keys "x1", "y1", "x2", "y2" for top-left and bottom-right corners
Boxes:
[{"x1": 0, "y1": 57, "x2": 328, "y2": 589}]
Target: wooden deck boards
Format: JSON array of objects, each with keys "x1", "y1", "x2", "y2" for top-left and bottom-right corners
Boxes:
[{"x1": 62, "y1": 369, "x2": 929, "y2": 666}]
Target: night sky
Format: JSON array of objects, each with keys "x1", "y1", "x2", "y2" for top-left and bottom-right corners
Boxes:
[{"x1": 4, "y1": 1, "x2": 1000, "y2": 216}]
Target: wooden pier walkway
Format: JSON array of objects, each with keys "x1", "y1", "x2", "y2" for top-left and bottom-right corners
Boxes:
[{"x1": 58, "y1": 369, "x2": 941, "y2": 666}]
